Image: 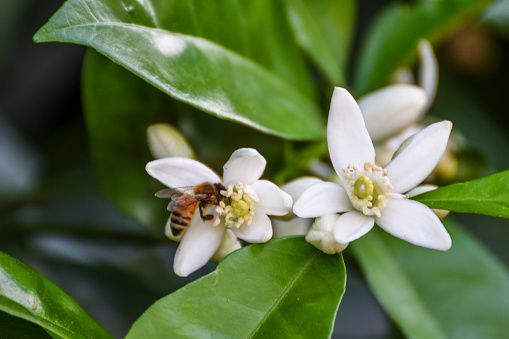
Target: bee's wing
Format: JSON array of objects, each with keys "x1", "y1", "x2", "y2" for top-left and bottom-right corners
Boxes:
[{"x1": 155, "y1": 186, "x2": 195, "y2": 198}]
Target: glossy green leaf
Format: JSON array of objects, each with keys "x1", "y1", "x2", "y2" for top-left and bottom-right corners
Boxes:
[
  {"x1": 126, "y1": 237, "x2": 346, "y2": 338},
  {"x1": 353, "y1": 220, "x2": 509, "y2": 339},
  {"x1": 414, "y1": 170, "x2": 509, "y2": 218},
  {"x1": 283, "y1": 0, "x2": 356, "y2": 85},
  {"x1": 152, "y1": 0, "x2": 315, "y2": 98},
  {"x1": 34, "y1": 0, "x2": 323, "y2": 140},
  {"x1": 354, "y1": 0, "x2": 492, "y2": 94},
  {"x1": 0, "y1": 252, "x2": 111, "y2": 339}
]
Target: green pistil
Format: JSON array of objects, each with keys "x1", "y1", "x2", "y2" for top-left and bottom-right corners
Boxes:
[
  {"x1": 231, "y1": 200, "x2": 250, "y2": 217},
  {"x1": 354, "y1": 176, "x2": 374, "y2": 199}
]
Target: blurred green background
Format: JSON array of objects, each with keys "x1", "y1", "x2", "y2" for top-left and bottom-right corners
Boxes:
[{"x1": 1, "y1": 0, "x2": 509, "y2": 338}]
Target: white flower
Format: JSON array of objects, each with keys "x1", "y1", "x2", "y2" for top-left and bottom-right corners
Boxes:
[
  {"x1": 272, "y1": 177, "x2": 322, "y2": 238},
  {"x1": 359, "y1": 40, "x2": 439, "y2": 166},
  {"x1": 146, "y1": 148, "x2": 292, "y2": 277},
  {"x1": 306, "y1": 214, "x2": 348, "y2": 254},
  {"x1": 294, "y1": 87, "x2": 452, "y2": 251}
]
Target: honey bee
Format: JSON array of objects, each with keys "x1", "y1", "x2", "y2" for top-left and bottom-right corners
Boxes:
[{"x1": 156, "y1": 182, "x2": 226, "y2": 239}]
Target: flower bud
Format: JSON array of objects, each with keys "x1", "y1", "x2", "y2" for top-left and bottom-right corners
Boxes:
[{"x1": 147, "y1": 123, "x2": 195, "y2": 159}]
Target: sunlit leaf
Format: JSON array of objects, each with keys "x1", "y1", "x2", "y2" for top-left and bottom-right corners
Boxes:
[
  {"x1": 353, "y1": 220, "x2": 509, "y2": 339},
  {"x1": 414, "y1": 170, "x2": 509, "y2": 218},
  {"x1": 354, "y1": 0, "x2": 492, "y2": 94},
  {"x1": 126, "y1": 237, "x2": 346, "y2": 338},
  {"x1": 0, "y1": 252, "x2": 111, "y2": 338},
  {"x1": 283, "y1": 0, "x2": 356, "y2": 85},
  {"x1": 34, "y1": 0, "x2": 324, "y2": 140}
]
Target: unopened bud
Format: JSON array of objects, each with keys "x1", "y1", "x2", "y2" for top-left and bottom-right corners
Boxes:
[{"x1": 147, "y1": 123, "x2": 195, "y2": 159}]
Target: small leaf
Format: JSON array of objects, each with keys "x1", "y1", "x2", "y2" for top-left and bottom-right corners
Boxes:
[
  {"x1": 126, "y1": 237, "x2": 346, "y2": 338},
  {"x1": 0, "y1": 252, "x2": 111, "y2": 339},
  {"x1": 283, "y1": 0, "x2": 356, "y2": 85},
  {"x1": 414, "y1": 170, "x2": 509, "y2": 218},
  {"x1": 34, "y1": 0, "x2": 324, "y2": 140},
  {"x1": 353, "y1": 220, "x2": 509, "y2": 339},
  {"x1": 354, "y1": 0, "x2": 492, "y2": 94}
]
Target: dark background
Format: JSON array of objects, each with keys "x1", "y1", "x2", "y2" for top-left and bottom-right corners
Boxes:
[{"x1": 1, "y1": 1, "x2": 508, "y2": 338}]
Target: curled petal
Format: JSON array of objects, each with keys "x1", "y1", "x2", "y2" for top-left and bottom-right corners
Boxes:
[
  {"x1": 252, "y1": 180, "x2": 292, "y2": 216},
  {"x1": 232, "y1": 210, "x2": 272, "y2": 243},
  {"x1": 359, "y1": 85, "x2": 427, "y2": 142},
  {"x1": 333, "y1": 211, "x2": 375, "y2": 243},
  {"x1": 327, "y1": 87, "x2": 375, "y2": 173},
  {"x1": 418, "y1": 39, "x2": 438, "y2": 111},
  {"x1": 386, "y1": 121, "x2": 452, "y2": 193},
  {"x1": 146, "y1": 157, "x2": 220, "y2": 188},
  {"x1": 293, "y1": 181, "x2": 352, "y2": 218},
  {"x1": 173, "y1": 214, "x2": 225, "y2": 277},
  {"x1": 223, "y1": 148, "x2": 266, "y2": 185},
  {"x1": 376, "y1": 199, "x2": 451, "y2": 251}
]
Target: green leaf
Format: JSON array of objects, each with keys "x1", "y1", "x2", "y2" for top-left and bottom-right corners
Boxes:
[
  {"x1": 34, "y1": 0, "x2": 324, "y2": 140},
  {"x1": 353, "y1": 220, "x2": 509, "y2": 339},
  {"x1": 414, "y1": 170, "x2": 509, "y2": 218},
  {"x1": 283, "y1": 0, "x2": 356, "y2": 85},
  {"x1": 153, "y1": 0, "x2": 316, "y2": 99},
  {"x1": 354, "y1": 0, "x2": 492, "y2": 94},
  {"x1": 126, "y1": 237, "x2": 346, "y2": 338},
  {"x1": 0, "y1": 252, "x2": 111, "y2": 339}
]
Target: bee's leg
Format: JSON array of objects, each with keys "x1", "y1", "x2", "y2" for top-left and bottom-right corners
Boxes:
[{"x1": 199, "y1": 204, "x2": 214, "y2": 220}]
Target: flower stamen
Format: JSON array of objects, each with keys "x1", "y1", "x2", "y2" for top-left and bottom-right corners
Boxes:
[
  {"x1": 343, "y1": 163, "x2": 392, "y2": 217},
  {"x1": 213, "y1": 183, "x2": 258, "y2": 228}
]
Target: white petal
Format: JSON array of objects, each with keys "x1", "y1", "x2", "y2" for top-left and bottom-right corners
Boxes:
[
  {"x1": 212, "y1": 229, "x2": 242, "y2": 262},
  {"x1": 173, "y1": 214, "x2": 226, "y2": 277},
  {"x1": 386, "y1": 121, "x2": 452, "y2": 193},
  {"x1": 223, "y1": 148, "x2": 266, "y2": 185},
  {"x1": 281, "y1": 177, "x2": 322, "y2": 201},
  {"x1": 374, "y1": 125, "x2": 422, "y2": 167},
  {"x1": 333, "y1": 211, "x2": 375, "y2": 243},
  {"x1": 359, "y1": 85, "x2": 427, "y2": 142},
  {"x1": 327, "y1": 87, "x2": 375, "y2": 173},
  {"x1": 252, "y1": 180, "x2": 292, "y2": 216},
  {"x1": 305, "y1": 214, "x2": 349, "y2": 254},
  {"x1": 146, "y1": 157, "x2": 220, "y2": 188},
  {"x1": 406, "y1": 184, "x2": 438, "y2": 198},
  {"x1": 272, "y1": 217, "x2": 313, "y2": 238},
  {"x1": 376, "y1": 199, "x2": 451, "y2": 251},
  {"x1": 406, "y1": 185, "x2": 450, "y2": 219},
  {"x1": 233, "y1": 210, "x2": 272, "y2": 243},
  {"x1": 418, "y1": 40, "x2": 438, "y2": 111},
  {"x1": 293, "y1": 181, "x2": 353, "y2": 218}
]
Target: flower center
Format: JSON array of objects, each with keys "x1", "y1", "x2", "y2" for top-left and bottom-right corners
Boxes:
[
  {"x1": 231, "y1": 199, "x2": 250, "y2": 218},
  {"x1": 213, "y1": 183, "x2": 258, "y2": 228},
  {"x1": 343, "y1": 163, "x2": 392, "y2": 217}
]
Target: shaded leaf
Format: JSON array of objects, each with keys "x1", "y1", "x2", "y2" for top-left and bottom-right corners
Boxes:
[
  {"x1": 34, "y1": 0, "x2": 323, "y2": 140},
  {"x1": 82, "y1": 50, "x2": 168, "y2": 230},
  {"x1": 126, "y1": 237, "x2": 346, "y2": 339},
  {"x1": 353, "y1": 220, "x2": 509, "y2": 339},
  {"x1": 0, "y1": 311, "x2": 51, "y2": 339},
  {"x1": 0, "y1": 252, "x2": 111, "y2": 339},
  {"x1": 283, "y1": 0, "x2": 356, "y2": 85},
  {"x1": 354, "y1": 0, "x2": 492, "y2": 94},
  {"x1": 414, "y1": 170, "x2": 509, "y2": 218}
]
